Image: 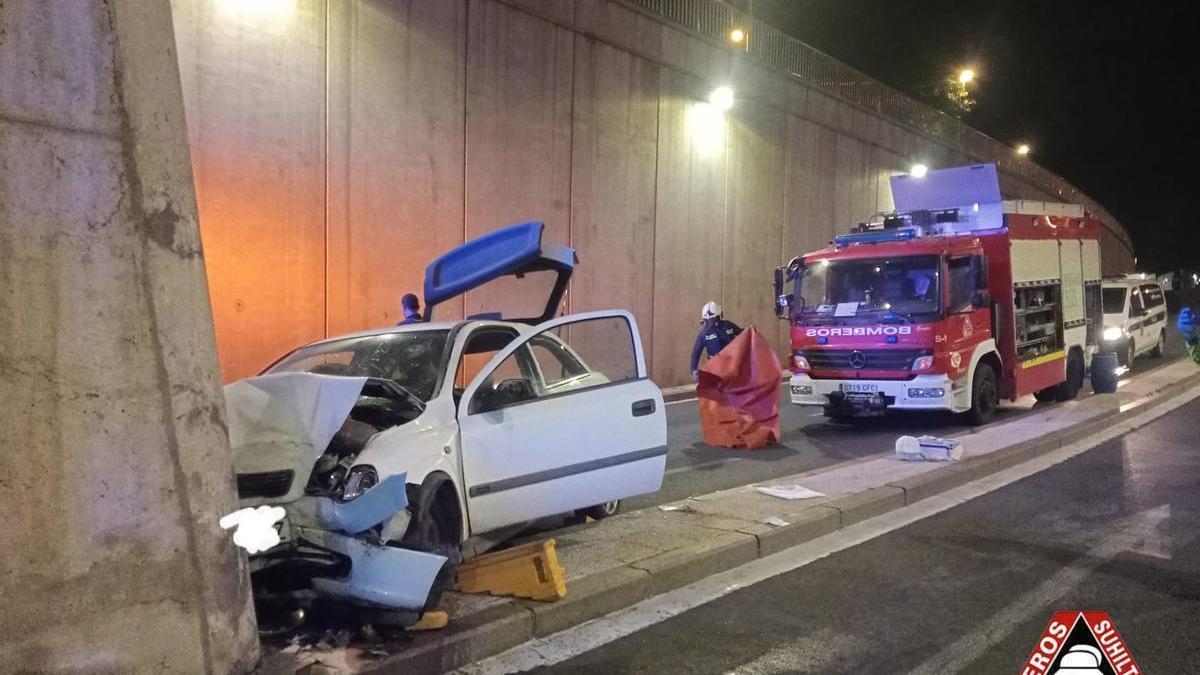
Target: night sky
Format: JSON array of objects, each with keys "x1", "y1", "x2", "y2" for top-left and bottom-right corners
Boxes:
[{"x1": 748, "y1": 0, "x2": 1199, "y2": 272}]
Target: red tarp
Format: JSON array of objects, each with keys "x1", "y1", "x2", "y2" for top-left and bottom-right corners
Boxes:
[{"x1": 696, "y1": 326, "x2": 782, "y2": 449}]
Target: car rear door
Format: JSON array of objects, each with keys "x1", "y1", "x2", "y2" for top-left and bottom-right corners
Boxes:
[
  {"x1": 1139, "y1": 284, "x2": 1167, "y2": 347},
  {"x1": 456, "y1": 311, "x2": 666, "y2": 534}
]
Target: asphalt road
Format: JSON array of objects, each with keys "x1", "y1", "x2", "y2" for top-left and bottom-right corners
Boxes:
[
  {"x1": 536, "y1": 388, "x2": 1200, "y2": 673},
  {"x1": 629, "y1": 327, "x2": 1184, "y2": 512}
]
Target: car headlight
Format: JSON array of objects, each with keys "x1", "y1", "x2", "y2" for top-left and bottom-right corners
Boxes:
[
  {"x1": 1102, "y1": 326, "x2": 1123, "y2": 342},
  {"x1": 792, "y1": 353, "x2": 810, "y2": 371},
  {"x1": 911, "y1": 355, "x2": 934, "y2": 372},
  {"x1": 341, "y1": 465, "x2": 378, "y2": 502}
]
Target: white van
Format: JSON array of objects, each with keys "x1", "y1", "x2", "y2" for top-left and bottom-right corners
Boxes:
[{"x1": 1100, "y1": 276, "x2": 1168, "y2": 365}]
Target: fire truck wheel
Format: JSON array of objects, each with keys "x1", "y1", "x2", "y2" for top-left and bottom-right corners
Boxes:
[
  {"x1": 1054, "y1": 350, "x2": 1085, "y2": 401},
  {"x1": 965, "y1": 362, "x2": 998, "y2": 426}
]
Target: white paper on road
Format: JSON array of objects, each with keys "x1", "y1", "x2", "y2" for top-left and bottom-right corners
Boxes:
[
  {"x1": 754, "y1": 484, "x2": 826, "y2": 500},
  {"x1": 659, "y1": 504, "x2": 695, "y2": 513},
  {"x1": 759, "y1": 516, "x2": 790, "y2": 527}
]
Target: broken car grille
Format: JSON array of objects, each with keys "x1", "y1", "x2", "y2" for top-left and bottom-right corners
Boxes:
[{"x1": 237, "y1": 470, "x2": 294, "y2": 499}]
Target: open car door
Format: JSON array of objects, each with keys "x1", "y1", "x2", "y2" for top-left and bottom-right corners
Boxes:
[
  {"x1": 424, "y1": 221, "x2": 575, "y2": 324},
  {"x1": 456, "y1": 311, "x2": 666, "y2": 533}
]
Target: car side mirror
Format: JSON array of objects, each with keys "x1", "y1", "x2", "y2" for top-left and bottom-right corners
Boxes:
[
  {"x1": 470, "y1": 377, "x2": 537, "y2": 414},
  {"x1": 495, "y1": 378, "x2": 537, "y2": 405},
  {"x1": 773, "y1": 267, "x2": 791, "y2": 318}
]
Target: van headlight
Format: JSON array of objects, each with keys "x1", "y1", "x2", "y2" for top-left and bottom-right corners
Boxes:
[
  {"x1": 341, "y1": 465, "x2": 378, "y2": 502},
  {"x1": 1102, "y1": 326, "x2": 1123, "y2": 342}
]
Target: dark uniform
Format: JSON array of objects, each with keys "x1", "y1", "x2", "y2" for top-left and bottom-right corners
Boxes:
[
  {"x1": 690, "y1": 319, "x2": 742, "y2": 374},
  {"x1": 1180, "y1": 308, "x2": 1200, "y2": 365}
]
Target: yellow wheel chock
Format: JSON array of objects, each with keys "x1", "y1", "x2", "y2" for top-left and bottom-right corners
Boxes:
[
  {"x1": 410, "y1": 610, "x2": 449, "y2": 631},
  {"x1": 455, "y1": 538, "x2": 567, "y2": 601}
]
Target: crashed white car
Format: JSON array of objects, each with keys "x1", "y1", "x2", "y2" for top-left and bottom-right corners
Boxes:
[{"x1": 225, "y1": 222, "x2": 667, "y2": 620}]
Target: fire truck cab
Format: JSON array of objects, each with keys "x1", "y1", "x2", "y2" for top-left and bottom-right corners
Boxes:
[{"x1": 774, "y1": 163, "x2": 1103, "y2": 425}]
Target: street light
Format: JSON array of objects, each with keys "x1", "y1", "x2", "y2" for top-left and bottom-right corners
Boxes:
[
  {"x1": 1016, "y1": 143, "x2": 1031, "y2": 156},
  {"x1": 729, "y1": 28, "x2": 746, "y2": 44},
  {"x1": 708, "y1": 86, "x2": 735, "y2": 111},
  {"x1": 957, "y1": 68, "x2": 975, "y2": 85},
  {"x1": 909, "y1": 164, "x2": 929, "y2": 178}
]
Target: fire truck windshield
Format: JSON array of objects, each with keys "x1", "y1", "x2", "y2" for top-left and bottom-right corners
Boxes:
[{"x1": 794, "y1": 255, "x2": 941, "y2": 323}]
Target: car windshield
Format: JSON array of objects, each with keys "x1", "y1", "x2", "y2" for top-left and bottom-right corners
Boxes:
[
  {"x1": 266, "y1": 330, "x2": 451, "y2": 402},
  {"x1": 1102, "y1": 287, "x2": 1127, "y2": 314},
  {"x1": 795, "y1": 255, "x2": 941, "y2": 323}
]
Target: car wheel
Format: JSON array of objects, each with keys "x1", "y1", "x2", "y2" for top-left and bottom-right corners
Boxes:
[
  {"x1": 964, "y1": 362, "x2": 998, "y2": 426},
  {"x1": 1150, "y1": 330, "x2": 1166, "y2": 358},
  {"x1": 577, "y1": 500, "x2": 621, "y2": 521},
  {"x1": 401, "y1": 479, "x2": 462, "y2": 612},
  {"x1": 1054, "y1": 350, "x2": 1084, "y2": 401}
]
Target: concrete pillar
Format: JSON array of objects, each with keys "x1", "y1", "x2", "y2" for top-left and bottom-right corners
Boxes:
[{"x1": 0, "y1": 1, "x2": 258, "y2": 672}]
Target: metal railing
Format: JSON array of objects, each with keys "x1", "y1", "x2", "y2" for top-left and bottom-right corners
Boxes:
[{"x1": 623, "y1": 0, "x2": 1132, "y2": 253}]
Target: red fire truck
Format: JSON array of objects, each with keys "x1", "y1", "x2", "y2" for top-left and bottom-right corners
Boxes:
[{"x1": 773, "y1": 163, "x2": 1104, "y2": 425}]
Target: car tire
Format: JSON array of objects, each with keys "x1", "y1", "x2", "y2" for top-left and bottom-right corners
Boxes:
[
  {"x1": 964, "y1": 362, "x2": 998, "y2": 426},
  {"x1": 1150, "y1": 330, "x2": 1166, "y2": 358},
  {"x1": 400, "y1": 478, "x2": 462, "y2": 612},
  {"x1": 1054, "y1": 350, "x2": 1084, "y2": 402},
  {"x1": 576, "y1": 500, "x2": 621, "y2": 521}
]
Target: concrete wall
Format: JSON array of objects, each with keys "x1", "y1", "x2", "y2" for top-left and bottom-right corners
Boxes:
[
  {"x1": 0, "y1": 1, "x2": 257, "y2": 671},
  {"x1": 171, "y1": 0, "x2": 1136, "y2": 386}
]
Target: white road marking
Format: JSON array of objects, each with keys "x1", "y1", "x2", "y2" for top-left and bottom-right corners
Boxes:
[
  {"x1": 665, "y1": 396, "x2": 698, "y2": 405},
  {"x1": 908, "y1": 505, "x2": 1169, "y2": 675},
  {"x1": 454, "y1": 385, "x2": 1200, "y2": 675}
]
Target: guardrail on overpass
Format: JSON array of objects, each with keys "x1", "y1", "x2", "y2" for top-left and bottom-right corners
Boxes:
[{"x1": 623, "y1": 0, "x2": 1134, "y2": 257}]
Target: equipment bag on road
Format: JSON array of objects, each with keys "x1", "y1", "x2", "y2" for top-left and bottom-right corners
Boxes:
[{"x1": 697, "y1": 326, "x2": 781, "y2": 450}]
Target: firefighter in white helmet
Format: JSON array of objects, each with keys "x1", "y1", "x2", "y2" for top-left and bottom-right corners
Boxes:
[{"x1": 690, "y1": 301, "x2": 742, "y2": 381}]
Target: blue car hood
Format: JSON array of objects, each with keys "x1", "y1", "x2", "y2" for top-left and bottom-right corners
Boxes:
[{"x1": 423, "y1": 221, "x2": 576, "y2": 324}]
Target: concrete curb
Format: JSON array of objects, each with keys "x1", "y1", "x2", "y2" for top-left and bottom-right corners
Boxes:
[{"x1": 369, "y1": 365, "x2": 1200, "y2": 674}]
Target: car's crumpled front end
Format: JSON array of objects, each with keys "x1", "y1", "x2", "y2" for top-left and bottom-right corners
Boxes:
[{"x1": 224, "y1": 372, "x2": 445, "y2": 620}]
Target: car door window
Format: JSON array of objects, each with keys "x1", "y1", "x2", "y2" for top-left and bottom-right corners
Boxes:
[
  {"x1": 470, "y1": 316, "x2": 638, "y2": 414},
  {"x1": 528, "y1": 335, "x2": 588, "y2": 390},
  {"x1": 1129, "y1": 287, "x2": 1145, "y2": 316},
  {"x1": 1140, "y1": 285, "x2": 1164, "y2": 312},
  {"x1": 454, "y1": 327, "x2": 520, "y2": 398}
]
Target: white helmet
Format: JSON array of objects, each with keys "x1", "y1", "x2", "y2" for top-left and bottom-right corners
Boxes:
[{"x1": 701, "y1": 301, "x2": 721, "y2": 321}]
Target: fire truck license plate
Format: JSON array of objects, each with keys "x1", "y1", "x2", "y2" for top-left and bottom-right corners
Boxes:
[{"x1": 840, "y1": 383, "x2": 878, "y2": 393}]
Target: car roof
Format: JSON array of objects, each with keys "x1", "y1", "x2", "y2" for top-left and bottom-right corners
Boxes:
[
  {"x1": 297, "y1": 319, "x2": 526, "y2": 349},
  {"x1": 1102, "y1": 278, "x2": 1160, "y2": 289}
]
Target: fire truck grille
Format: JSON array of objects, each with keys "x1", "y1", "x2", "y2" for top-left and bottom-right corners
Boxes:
[
  {"x1": 236, "y1": 470, "x2": 294, "y2": 499},
  {"x1": 801, "y1": 349, "x2": 929, "y2": 372}
]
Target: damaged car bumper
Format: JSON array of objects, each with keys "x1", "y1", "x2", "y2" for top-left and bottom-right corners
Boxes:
[{"x1": 249, "y1": 474, "x2": 446, "y2": 613}]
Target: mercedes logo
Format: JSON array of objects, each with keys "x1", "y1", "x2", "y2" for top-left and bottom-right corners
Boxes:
[{"x1": 848, "y1": 350, "x2": 867, "y2": 369}]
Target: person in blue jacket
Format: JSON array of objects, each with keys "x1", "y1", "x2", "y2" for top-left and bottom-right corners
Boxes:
[
  {"x1": 1179, "y1": 308, "x2": 1200, "y2": 364},
  {"x1": 397, "y1": 293, "x2": 423, "y2": 325},
  {"x1": 690, "y1": 301, "x2": 742, "y2": 381}
]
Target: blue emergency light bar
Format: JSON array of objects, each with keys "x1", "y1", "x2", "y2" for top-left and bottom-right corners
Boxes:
[{"x1": 834, "y1": 228, "x2": 917, "y2": 247}]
